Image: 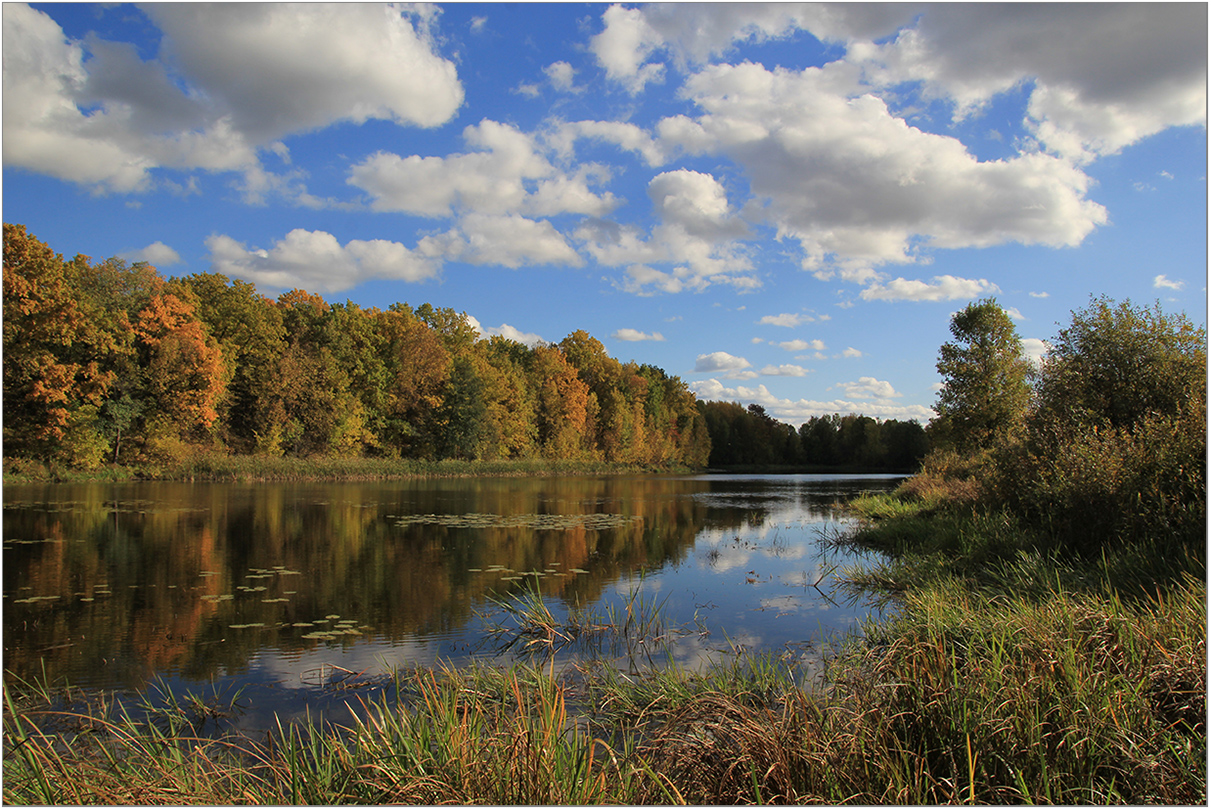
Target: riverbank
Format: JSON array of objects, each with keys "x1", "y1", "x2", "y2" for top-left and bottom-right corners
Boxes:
[
  {"x1": 5, "y1": 483, "x2": 1204, "y2": 804},
  {"x1": 2, "y1": 454, "x2": 696, "y2": 485}
]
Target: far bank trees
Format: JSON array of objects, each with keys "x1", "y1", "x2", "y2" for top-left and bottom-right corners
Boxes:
[{"x1": 2, "y1": 224, "x2": 711, "y2": 470}]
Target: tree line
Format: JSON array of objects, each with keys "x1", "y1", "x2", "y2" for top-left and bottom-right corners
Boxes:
[
  {"x1": 698, "y1": 401, "x2": 929, "y2": 471},
  {"x1": 3, "y1": 224, "x2": 712, "y2": 470}
]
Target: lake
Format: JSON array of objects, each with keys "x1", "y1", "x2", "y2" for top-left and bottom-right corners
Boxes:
[{"x1": 3, "y1": 473, "x2": 900, "y2": 728}]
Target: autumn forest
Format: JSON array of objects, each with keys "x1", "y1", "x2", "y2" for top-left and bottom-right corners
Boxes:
[{"x1": 3, "y1": 224, "x2": 927, "y2": 473}]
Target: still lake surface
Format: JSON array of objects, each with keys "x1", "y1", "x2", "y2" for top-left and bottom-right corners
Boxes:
[{"x1": 4, "y1": 473, "x2": 900, "y2": 728}]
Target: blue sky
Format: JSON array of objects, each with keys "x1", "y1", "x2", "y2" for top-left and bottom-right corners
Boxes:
[{"x1": 4, "y1": 3, "x2": 1206, "y2": 426}]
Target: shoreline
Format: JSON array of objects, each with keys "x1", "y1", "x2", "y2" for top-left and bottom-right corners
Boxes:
[{"x1": 3, "y1": 455, "x2": 918, "y2": 485}]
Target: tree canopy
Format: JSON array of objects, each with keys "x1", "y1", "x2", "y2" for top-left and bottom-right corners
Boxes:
[
  {"x1": 2, "y1": 225, "x2": 711, "y2": 470},
  {"x1": 932, "y1": 298, "x2": 1032, "y2": 452}
]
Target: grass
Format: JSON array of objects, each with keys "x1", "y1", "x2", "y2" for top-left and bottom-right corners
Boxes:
[
  {"x1": 6, "y1": 565, "x2": 1204, "y2": 804},
  {"x1": 480, "y1": 577, "x2": 680, "y2": 660},
  {"x1": 2, "y1": 452, "x2": 689, "y2": 484}
]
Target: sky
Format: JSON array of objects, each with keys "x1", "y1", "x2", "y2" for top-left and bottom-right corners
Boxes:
[{"x1": 3, "y1": 2, "x2": 1206, "y2": 426}]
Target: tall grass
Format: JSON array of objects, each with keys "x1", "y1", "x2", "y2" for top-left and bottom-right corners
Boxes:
[
  {"x1": 3, "y1": 452, "x2": 686, "y2": 484},
  {"x1": 7, "y1": 576, "x2": 1204, "y2": 806}
]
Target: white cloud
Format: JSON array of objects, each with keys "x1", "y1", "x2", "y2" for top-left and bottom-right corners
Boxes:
[
  {"x1": 466, "y1": 315, "x2": 547, "y2": 347},
  {"x1": 758, "y1": 313, "x2": 815, "y2": 327},
  {"x1": 837, "y1": 377, "x2": 901, "y2": 399},
  {"x1": 551, "y1": 120, "x2": 671, "y2": 167},
  {"x1": 1154, "y1": 274, "x2": 1185, "y2": 291},
  {"x1": 2, "y1": 3, "x2": 463, "y2": 194},
  {"x1": 658, "y1": 61, "x2": 1109, "y2": 279},
  {"x1": 1004, "y1": 306, "x2": 1025, "y2": 320},
  {"x1": 577, "y1": 169, "x2": 757, "y2": 294},
  {"x1": 584, "y1": 5, "x2": 1203, "y2": 279},
  {"x1": 123, "y1": 241, "x2": 181, "y2": 267},
  {"x1": 588, "y1": 4, "x2": 914, "y2": 93},
  {"x1": 839, "y1": 347, "x2": 863, "y2": 358},
  {"x1": 860, "y1": 275, "x2": 1000, "y2": 302},
  {"x1": 588, "y1": 4, "x2": 667, "y2": 94},
  {"x1": 434, "y1": 213, "x2": 583, "y2": 269},
  {"x1": 1020, "y1": 337, "x2": 1050, "y2": 365},
  {"x1": 145, "y1": 4, "x2": 463, "y2": 140},
  {"x1": 205, "y1": 228, "x2": 440, "y2": 294},
  {"x1": 689, "y1": 379, "x2": 934, "y2": 425},
  {"x1": 348, "y1": 120, "x2": 617, "y2": 219},
  {"x1": 486, "y1": 322, "x2": 544, "y2": 348},
  {"x1": 775, "y1": 339, "x2": 825, "y2": 352},
  {"x1": 693, "y1": 351, "x2": 751, "y2": 375},
  {"x1": 613, "y1": 328, "x2": 665, "y2": 342},
  {"x1": 544, "y1": 61, "x2": 578, "y2": 93},
  {"x1": 759, "y1": 364, "x2": 809, "y2": 377},
  {"x1": 842, "y1": 5, "x2": 1206, "y2": 162},
  {"x1": 1029, "y1": 291, "x2": 1050, "y2": 298}
]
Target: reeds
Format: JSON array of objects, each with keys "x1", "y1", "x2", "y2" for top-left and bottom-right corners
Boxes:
[
  {"x1": 6, "y1": 586, "x2": 1205, "y2": 807},
  {"x1": 3, "y1": 453, "x2": 686, "y2": 483}
]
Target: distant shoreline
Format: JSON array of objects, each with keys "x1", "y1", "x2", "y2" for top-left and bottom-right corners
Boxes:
[{"x1": 3, "y1": 455, "x2": 917, "y2": 485}]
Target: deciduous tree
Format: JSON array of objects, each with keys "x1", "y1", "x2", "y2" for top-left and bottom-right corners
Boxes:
[{"x1": 933, "y1": 298, "x2": 1032, "y2": 452}]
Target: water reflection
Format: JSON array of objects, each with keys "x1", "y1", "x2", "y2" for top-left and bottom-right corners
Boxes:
[{"x1": 3, "y1": 474, "x2": 900, "y2": 698}]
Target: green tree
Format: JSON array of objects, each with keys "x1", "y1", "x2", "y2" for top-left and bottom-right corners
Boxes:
[
  {"x1": 437, "y1": 355, "x2": 489, "y2": 459},
  {"x1": 988, "y1": 296, "x2": 1206, "y2": 551},
  {"x1": 1033, "y1": 296, "x2": 1206, "y2": 435},
  {"x1": 933, "y1": 298, "x2": 1032, "y2": 452}
]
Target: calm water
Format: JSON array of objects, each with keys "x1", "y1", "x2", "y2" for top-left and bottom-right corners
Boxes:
[{"x1": 3, "y1": 473, "x2": 900, "y2": 727}]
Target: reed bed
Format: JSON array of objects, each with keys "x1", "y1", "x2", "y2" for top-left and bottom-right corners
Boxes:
[
  {"x1": 6, "y1": 566, "x2": 1204, "y2": 806},
  {"x1": 3, "y1": 453, "x2": 680, "y2": 484}
]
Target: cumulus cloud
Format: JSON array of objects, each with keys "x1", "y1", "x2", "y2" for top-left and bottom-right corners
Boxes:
[
  {"x1": 839, "y1": 347, "x2": 863, "y2": 358},
  {"x1": 1154, "y1": 274, "x2": 1185, "y2": 290},
  {"x1": 759, "y1": 364, "x2": 809, "y2": 377},
  {"x1": 775, "y1": 339, "x2": 826, "y2": 352},
  {"x1": 856, "y1": 4, "x2": 1207, "y2": 162},
  {"x1": 689, "y1": 379, "x2": 933, "y2": 425},
  {"x1": 837, "y1": 377, "x2": 902, "y2": 399},
  {"x1": 613, "y1": 328, "x2": 665, "y2": 342},
  {"x1": 592, "y1": 3, "x2": 1205, "y2": 164},
  {"x1": 693, "y1": 351, "x2": 752, "y2": 375},
  {"x1": 205, "y1": 228, "x2": 440, "y2": 294},
  {"x1": 435, "y1": 213, "x2": 583, "y2": 269},
  {"x1": 577, "y1": 169, "x2": 757, "y2": 293},
  {"x1": 1021, "y1": 337, "x2": 1050, "y2": 365},
  {"x1": 146, "y1": 4, "x2": 462, "y2": 139},
  {"x1": 123, "y1": 241, "x2": 181, "y2": 267},
  {"x1": 349, "y1": 120, "x2": 617, "y2": 218},
  {"x1": 860, "y1": 275, "x2": 1000, "y2": 302},
  {"x1": 470, "y1": 319, "x2": 545, "y2": 347},
  {"x1": 3, "y1": 3, "x2": 463, "y2": 194},
  {"x1": 588, "y1": 3, "x2": 914, "y2": 93},
  {"x1": 661, "y1": 62, "x2": 1109, "y2": 279},
  {"x1": 544, "y1": 61, "x2": 579, "y2": 93},
  {"x1": 580, "y1": 4, "x2": 1204, "y2": 283}
]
